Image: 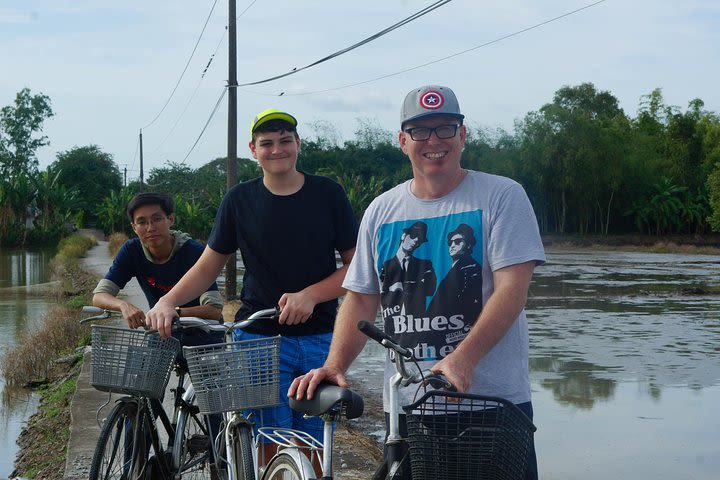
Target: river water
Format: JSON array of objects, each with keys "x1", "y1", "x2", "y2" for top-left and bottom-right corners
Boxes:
[
  {"x1": 0, "y1": 247, "x2": 56, "y2": 477},
  {"x1": 1, "y1": 246, "x2": 719, "y2": 479}
]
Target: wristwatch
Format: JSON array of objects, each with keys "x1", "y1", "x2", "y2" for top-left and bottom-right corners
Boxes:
[{"x1": 174, "y1": 306, "x2": 181, "y2": 318}]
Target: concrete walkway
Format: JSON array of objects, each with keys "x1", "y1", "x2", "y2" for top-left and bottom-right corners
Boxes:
[{"x1": 64, "y1": 239, "x2": 148, "y2": 480}]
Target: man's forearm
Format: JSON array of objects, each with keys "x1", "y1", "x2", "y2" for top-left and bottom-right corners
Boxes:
[
  {"x1": 324, "y1": 291, "x2": 379, "y2": 373},
  {"x1": 93, "y1": 292, "x2": 132, "y2": 311},
  {"x1": 453, "y1": 261, "x2": 535, "y2": 365},
  {"x1": 298, "y1": 248, "x2": 356, "y2": 305},
  {"x1": 156, "y1": 247, "x2": 230, "y2": 309}
]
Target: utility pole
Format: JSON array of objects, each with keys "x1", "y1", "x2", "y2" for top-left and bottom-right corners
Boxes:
[
  {"x1": 225, "y1": 0, "x2": 238, "y2": 300},
  {"x1": 139, "y1": 129, "x2": 145, "y2": 191}
]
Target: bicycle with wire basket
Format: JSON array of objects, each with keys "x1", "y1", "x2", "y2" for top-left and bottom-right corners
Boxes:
[
  {"x1": 81, "y1": 306, "x2": 221, "y2": 480},
  {"x1": 288, "y1": 320, "x2": 537, "y2": 480},
  {"x1": 180, "y1": 308, "x2": 355, "y2": 480}
]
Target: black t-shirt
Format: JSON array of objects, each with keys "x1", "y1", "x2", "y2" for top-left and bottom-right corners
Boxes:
[{"x1": 208, "y1": 173, "x2": 358, "y2": 336}]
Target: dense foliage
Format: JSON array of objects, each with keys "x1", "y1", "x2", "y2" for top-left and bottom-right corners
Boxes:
[{"x1": 3, "y1": 82, "x2": 720, "y2": 245}]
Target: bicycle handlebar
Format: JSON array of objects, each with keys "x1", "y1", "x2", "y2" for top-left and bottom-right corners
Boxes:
[
  {"x1": 357, "y1": 319, "x2": 454, "y2": 390},
  {"x1": 79, "y1": 306, "x2": 280, "y2": 333}
]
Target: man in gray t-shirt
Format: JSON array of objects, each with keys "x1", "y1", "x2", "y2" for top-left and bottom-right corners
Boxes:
[{"x1": 290, "y1": 85, "x2": 545, "y2": 480}]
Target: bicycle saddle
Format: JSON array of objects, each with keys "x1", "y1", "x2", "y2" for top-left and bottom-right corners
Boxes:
[{"x1": 289, "y1": 382, "x2": 364, "y2": 420}]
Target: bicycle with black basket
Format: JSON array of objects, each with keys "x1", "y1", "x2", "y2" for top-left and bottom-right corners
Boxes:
[
  {"x1": 288, "y1": 320, "x2": 537, "y2": 480},
  {"x1": 180, "y1": 308, "x2": 344, "y2": 480},
  {"x1": 81, "y1": 305, "x2": 220, "y2": 480}
]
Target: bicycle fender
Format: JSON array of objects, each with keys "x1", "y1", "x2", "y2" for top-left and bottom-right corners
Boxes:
[{"x1": 277, "y1": 448, "x2": 316, "y2": 479}]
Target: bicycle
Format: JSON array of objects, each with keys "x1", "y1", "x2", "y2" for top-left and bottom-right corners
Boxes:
[
  {"x1": 81, "y1": 306, "x2": 220, "y2": 480},
  {"x1": 178, "y1": 308, "x2": 362, "y2": 480},
  {"x1": 287, "y1": 320, "x2": 537, "y2": 480}
]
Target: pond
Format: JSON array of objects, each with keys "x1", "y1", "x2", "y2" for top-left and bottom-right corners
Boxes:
[
  {"x1": 0, "y1": 247, "x2": 57, "y2": 477},
  {"x1": 348, "y1": 248, "x2": 720, "y2": 480}
]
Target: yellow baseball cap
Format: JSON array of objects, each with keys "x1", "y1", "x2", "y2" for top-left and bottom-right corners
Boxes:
[{"x1": 250, "y1": 108, "x2": 298, "y2": 138}]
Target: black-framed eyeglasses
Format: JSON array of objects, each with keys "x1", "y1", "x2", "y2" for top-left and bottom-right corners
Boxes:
[{"x1": 404, "y1": 124, "x2": 460, "y2": 141}]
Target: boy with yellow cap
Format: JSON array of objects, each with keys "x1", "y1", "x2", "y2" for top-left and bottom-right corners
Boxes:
[{"x1": 146, "y1": 108, "x2": 358, "y2": 467}]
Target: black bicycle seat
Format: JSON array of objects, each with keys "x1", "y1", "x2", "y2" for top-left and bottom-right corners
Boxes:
[{"x1": 289, "y1": 382, "x2": 364, "y2": 420}]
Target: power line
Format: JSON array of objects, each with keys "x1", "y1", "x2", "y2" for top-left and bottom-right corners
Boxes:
[
  {"x1": 244, "y1": 0, "x2": 607, "y2": 97},
  {"x1": 180, "y1": 87, "x2": 227, "y2": 164},
  {"x1": 147, "y1": 1, "x2": 258, "y2": 157},
  {"x1": 141, "y1": 0, "x2": 220, "y2": 130},
  {"x1": 149, "y1": 29, "x2": 227, "y2": 156},
  {"x1": 234, "y1": 0, "x2": 452, "y2": 88}
]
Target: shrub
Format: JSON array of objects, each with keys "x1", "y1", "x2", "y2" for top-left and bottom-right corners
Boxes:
[{"x1": 107, "y1": 232, "x2": 128, "y2": 257}]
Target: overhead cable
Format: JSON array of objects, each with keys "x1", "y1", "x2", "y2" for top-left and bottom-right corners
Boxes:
[
  {"x1": 180, "y1": 87, "x2": 227, "y2": 164},
  {"x1": 234, "y1": 0, "x2": 452, "y2": 87},
  {"x1": 141, "y1": 0, "x2": 220, "y2": 130},
  {"x1": 150, "y1": 29, "x2": 227, "y2": 155},
  {"x1": 246, "y1": 0, "x2": 606, "y2": 97}
]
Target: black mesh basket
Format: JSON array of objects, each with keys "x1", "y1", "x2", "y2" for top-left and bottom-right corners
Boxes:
[{"x1": 403, "y1": 391, "x2": 536, "y2": 480}]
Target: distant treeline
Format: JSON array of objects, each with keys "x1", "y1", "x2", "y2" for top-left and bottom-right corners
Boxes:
[{"x1": 2, "y1": 82, "x2": 720, "y2": 246}]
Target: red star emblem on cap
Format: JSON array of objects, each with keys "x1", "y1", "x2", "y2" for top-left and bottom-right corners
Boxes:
[{"x1": 420, "y1": 91, "x2": 444, "y2": 110}]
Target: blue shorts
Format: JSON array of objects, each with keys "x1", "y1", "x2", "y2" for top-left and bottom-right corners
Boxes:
[{"x1": 233, "y1": 331, "x2": 332, "y2": 443}]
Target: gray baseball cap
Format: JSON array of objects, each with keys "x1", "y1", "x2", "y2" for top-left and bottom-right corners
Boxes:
[{"x1": 401, "y1": 85, "x2": 464, "y2": 127}]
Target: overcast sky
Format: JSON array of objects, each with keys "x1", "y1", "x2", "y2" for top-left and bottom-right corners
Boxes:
[{"x1": 2, "y1": 0, "x2": 718, "y2": 181}]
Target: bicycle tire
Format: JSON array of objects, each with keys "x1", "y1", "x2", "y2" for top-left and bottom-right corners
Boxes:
[
  {"x1": 173, "y1": 405, "x2": 214, "y2": 479},
  {"x1": 261, "y1": 452, "x2": 304, "y2": 480},
  {"x1": 229, "y1": 422, "x2": 255, "y2": 480},
  {"x1": 89, "y1": 399, "x2": 142, "y2": 480}
]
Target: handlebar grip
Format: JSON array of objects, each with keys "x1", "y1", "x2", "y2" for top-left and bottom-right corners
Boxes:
[
  {"x1": 357, "y1": 320, "x2": 414, "y2": 358},
  {"x1": 357, "y1": 320, "x2": 393, "y2": 344},
  {"x1": 82, "y1": 306, "x2": 104, "y2": 313}
]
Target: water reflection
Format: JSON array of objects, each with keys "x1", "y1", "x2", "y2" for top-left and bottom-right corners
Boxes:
[
  {"x1": 530, "y1": 357, "x2": 617, "y2": 409},
  {"x1": 0, "y1": 248, "x2": 55, "y2": 288},
  {"x1": 528, "y1": 249, "x2": 720, "y2": 409}
]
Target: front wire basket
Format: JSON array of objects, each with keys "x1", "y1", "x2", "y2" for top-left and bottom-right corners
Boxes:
[
  {"x1": 183, "y1": 335, "x2": 280, "y2": 414},
  {"x1": 403, "y1": 391, "x2": 537, "y2": 480},
  {"x1": 90, "y1": 325, "x2": 180, "y2": 399}
]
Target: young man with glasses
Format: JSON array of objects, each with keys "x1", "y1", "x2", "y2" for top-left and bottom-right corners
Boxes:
[
  {"x1": 291, "y1": 85, "x2": 546, "y2": 480},
  {"x1": 92, "y1": 192, "x2": 223, "y2": 331}
]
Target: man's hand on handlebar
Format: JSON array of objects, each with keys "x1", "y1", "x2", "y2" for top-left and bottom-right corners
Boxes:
[
  {"x1": 288, "y1": 365, "x2": 348, "y2": 401},
  {"x1": 277, "y1": 291, "x2": 316, "y2": 325},
  {"x1": 430, "y1": 351, "x2": 474, "y2": 393},
  {"x1": 145, "y1": 302, "x2": 177, "y2": 338},
  {"x1": 118, "y1": 302, "x2": 146, "y2": 330}
]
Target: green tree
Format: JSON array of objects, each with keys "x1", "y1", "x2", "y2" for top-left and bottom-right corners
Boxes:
[
  {"x1": 0, "y1": 88, "x2": 54, "y2": 180},
  {"x1": 516, "y1": 83, "x2": 628, "y2": 234},
  {"x1": 51, "y1": 145, "x2": 122, "y2": 223},
  {"x1": 95, "y1": 188, "x2": 133, "y2": 235},
  {"x1": 33, "y1": 165, "x2": 80, "y2": 240}
]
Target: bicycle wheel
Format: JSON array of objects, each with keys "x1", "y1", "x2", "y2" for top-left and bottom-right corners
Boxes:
[
  {"x1": 89, "y1": 400, "x2": 143, "y2": 480},
  {"x1": 261, "y1": 452, "x2": 304, "y2": 480},
  {"x1": 173, "y1": 406, "x2": 214, "y2": 479},
  {"x1": 228, "y1": 423, "x2": 255, "y2": 480}
]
